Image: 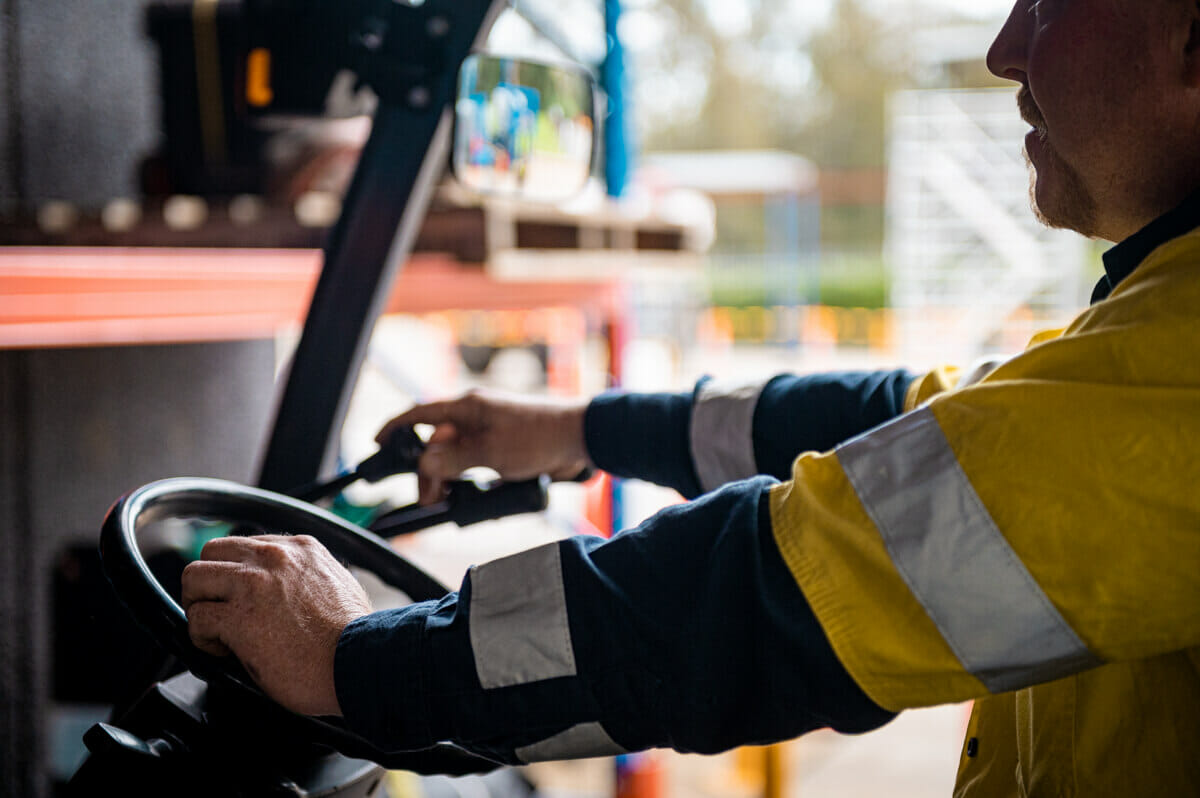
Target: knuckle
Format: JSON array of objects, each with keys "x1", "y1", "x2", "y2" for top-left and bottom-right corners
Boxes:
[
  {"x1": 242, "y1": 565, "x2": 274, "y2": 592},
  {"x1": 181, "y1": 560, "x2": 199, "y2": 581},
  {"x1": 257, "y1": 540, "x2": 291, "y2": 567},
  {"x1": 462, "y1": 389, "x2": 488, "y2": 419},
  {"x1": 198, "y1": 537, "x2": 226, "y2": 559},
  {"x1": 292, "y1": 534, "x2": 320, "y2": 551}
]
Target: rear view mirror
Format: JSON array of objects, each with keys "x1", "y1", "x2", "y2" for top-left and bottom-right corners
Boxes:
[{"x1": 453, "y1": 54, "x2": 596, "y2": 203}]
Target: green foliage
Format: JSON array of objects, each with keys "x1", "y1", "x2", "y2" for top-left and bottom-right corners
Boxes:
[
  {"x1": 819, "y1": 204, "x2": 885, "y2": 250},
  {"x1": 817, "y1": 254, "x2": 889, "y2": 308},
  {"x1": 794, "y1": 0, "x2": 911, "y2": 169},
  {"x1": 641, "y1": 0, "x2": 919, "y2": 164},
  {"x1": 704, "y1": 251, "x2": 889, "y2": 309}
]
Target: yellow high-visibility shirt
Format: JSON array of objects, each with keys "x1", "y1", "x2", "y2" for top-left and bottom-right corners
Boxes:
[{"x1": 772, "y1": 229, "x2": 1200, "y2": 796}]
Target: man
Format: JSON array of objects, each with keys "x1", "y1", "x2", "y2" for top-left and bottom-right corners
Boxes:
[{"x1": 181, "y1": 1, "x2": 1200, "y2": 794}]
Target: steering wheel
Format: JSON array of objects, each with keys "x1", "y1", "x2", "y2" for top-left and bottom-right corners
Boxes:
[{"x1": 99, "y1": 476, "x2": 500, "y2": 775}]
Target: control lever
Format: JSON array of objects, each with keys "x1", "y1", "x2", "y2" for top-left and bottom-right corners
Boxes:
[
  {"x1": 285, "y1": 424, "x2": 555, "y2": 536},
  {"x1": 288, "y1": 425, "x2": 426, "y2": 503},
  {"x1": 369, "y1": 475, "x2": 550, "y2": 537}
]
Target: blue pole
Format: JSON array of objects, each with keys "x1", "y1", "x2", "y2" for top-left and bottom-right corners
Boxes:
[{"x1": 603, "y1": 0, "x2": 633, "y2": 198}]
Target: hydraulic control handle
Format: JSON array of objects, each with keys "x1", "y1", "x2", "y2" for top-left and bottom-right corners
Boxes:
[
  {"x1": 370, "y1": 476, "x2": 550, "y2": 537},
  {"x1": 288, "y1": 424, "x2": 553, "y2": 537},
  {"x1": 289, "y1": 425, "x2": 425, "y2": 503}
]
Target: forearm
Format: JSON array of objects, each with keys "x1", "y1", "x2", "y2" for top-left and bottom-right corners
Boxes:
[
  {"x1": 584, "y1": 389, "x2": 701, "y2": 496},
  {"x1": 334, "y1": 478, "x2": 894, "y2": 763},
  {"x1": 584, "y1": 369, "x2": 915, "y2": 498}
]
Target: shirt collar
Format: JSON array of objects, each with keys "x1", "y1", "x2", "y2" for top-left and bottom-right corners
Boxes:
[{"x1": 1094, "y1": 188, "x2": 1200, "y2": 303}]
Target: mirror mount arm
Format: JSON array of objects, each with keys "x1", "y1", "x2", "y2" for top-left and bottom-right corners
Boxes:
[
  {"x1": 344, "y1": 3, "x2": 458, "y2": 110},
  {"x1": 257, "y1": 0, "x2": 508, "y2": 495}
]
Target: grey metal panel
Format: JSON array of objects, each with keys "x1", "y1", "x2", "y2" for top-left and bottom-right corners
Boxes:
[
  {"x1": 0, "y1": 340, "x2": 276, "y2": 797},
  {"x1": 0, "y1": 351, "x2": 38, "y2": 798},
  {"x1": 14, "y1": 0, "x2": 158, "y2": 209},
  {"x1": 1, "y1": 0, "x2": 13, "y2": 214},
  {"x1": 24, "y1": 343, "x2": 274, "y2": 535}
]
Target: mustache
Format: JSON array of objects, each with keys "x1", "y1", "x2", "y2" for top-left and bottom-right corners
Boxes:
[{"x1": 1017, "y1": 86, "x2": 1048, "y2": 135}]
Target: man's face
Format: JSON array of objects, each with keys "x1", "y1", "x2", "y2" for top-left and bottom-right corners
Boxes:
[{"x1": 987, "y1": 0, "x2": 1198, "y2": 241}]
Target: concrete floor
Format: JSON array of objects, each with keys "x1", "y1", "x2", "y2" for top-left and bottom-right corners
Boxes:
[
  {"x1": 784, "y1": 705, "x2": 967, "y2": 797},
  {"x1": 527, "y1": 703, "x2": 968, "y2": 798}
]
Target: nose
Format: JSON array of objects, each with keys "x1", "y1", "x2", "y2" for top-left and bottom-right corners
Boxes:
[{"x1": 987, "y1": 1, "x2": 1031, "y2": 83}]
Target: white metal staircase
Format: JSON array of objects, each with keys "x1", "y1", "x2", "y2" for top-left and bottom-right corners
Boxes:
[{"x1": 885, "y1": 88, "x2": 1091, "y2": 366}]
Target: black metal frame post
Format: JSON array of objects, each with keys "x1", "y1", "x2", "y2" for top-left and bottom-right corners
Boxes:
[{"x1": 258, "y1": 0, "x2": 507, "y2": 492}]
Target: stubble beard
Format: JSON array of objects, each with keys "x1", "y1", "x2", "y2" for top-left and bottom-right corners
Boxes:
[{"x1": 1018, "y1": 87, "x2": 1099, "y2": 238}]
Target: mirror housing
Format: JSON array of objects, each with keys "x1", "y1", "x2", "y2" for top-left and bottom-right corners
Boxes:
[{"x1": 453, "y1": 55, "x2": 597, "y2": 203}]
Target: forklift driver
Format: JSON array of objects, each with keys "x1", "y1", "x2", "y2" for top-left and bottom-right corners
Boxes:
[{"x1": 181, "y1": 2, "x2": 1200, "y2": 795}]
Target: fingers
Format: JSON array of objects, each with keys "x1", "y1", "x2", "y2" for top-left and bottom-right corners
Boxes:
[
  {"x1": 417, "y1": 469, "x2": 446, "y2": 506},
  {"x1": 181, "y1": 534, "x2": 298, "y2": 611},
  {"x1": 199, "y1": 534, "x2": 265, "y2": 561},
  {"x1": 182, "y1": 535, "x2": 287, "y2": 607},
  {"x1": 181, "y1": 539, "x2": 254, "y2": 658},
  {"x1": 180, "y1": 559, "x2": 249, "y2": 609},
  {"x1": 185, "y1": 600, "x2": 233, "y2": 657},
  {"x1": 425, "y1": 424, "x2": 459, "y2": 444},
  {"x1": 375, "y1": 394, "x2": 483, "y2": 444},
  {"x1": 420, "y1": 441, "x2": 478, "y2": 482},
  {"x1": 377, "y1": 394, "x2": 493, "y2": 504},
  {"x1": 179, "y1": 533, "x2": 369, "y2": 717}
]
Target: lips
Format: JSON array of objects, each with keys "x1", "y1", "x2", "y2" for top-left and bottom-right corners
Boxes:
[
  {"x1": 1016, "y1": 86, "x2": 1050, "y2": 163},
  {"x1": 1017, "y1": 86, "x2": 1048, "y2": 136},
  {"x1": 1024, "y1": 129, "x2": 1045, "y2": 163}
]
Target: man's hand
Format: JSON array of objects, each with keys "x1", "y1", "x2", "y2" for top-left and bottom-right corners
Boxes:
[
  {"x1": 377, "y1": 389, "x2": 591, "y2": 504},
  {"x1": 181, "y1": 535, "x2": 372, "y2": 717}
]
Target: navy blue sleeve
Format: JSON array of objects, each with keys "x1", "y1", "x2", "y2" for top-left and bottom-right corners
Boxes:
[
  {"x1": 584, "y1": 389, "x2": 702, "y2": 498},
  {"x1": 751, "y1": 370, "x2": 913, "y2": 480},
  {"x1": 335, "y1": 477, "x2": 895, "y2": 764},
  {"x1": 583, "y1": 370, "x2": 913, "y2": 497}
]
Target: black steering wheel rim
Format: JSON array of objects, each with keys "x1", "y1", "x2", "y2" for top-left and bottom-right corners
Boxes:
[{"x1": 99, "y1": 476, "x2": 500, "y2": 775}]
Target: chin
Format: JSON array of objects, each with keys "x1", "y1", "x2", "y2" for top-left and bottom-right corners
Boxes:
[{"x1": 1027, "y1": 154, "x2": 1098, "y2": 238}]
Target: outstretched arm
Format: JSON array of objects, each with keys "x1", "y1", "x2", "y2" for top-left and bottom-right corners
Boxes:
[
  {"x1": 380, "y1": 369, "x2": 917, "y2": 504},
  {"x1": 586, "y1": 369, "x2": 916, "y2": 497},
  {"x1": 179, "y1": 476, "x2": 896, "y2": 763},
  {"x1": 333, "y1": 477, "x2": 894, "y2": 763}
]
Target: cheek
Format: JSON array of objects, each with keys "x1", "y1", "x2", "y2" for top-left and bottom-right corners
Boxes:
[
  {"x1": 1025, "y1": 5, "x2": 1140, "y2": 130},
  {"x1": 1027, "y1": 49, "x2": 1118, "y2": 153}
]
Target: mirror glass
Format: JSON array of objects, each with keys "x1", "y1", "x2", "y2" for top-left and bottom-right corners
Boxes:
[{"x1": 453, "y1": 54, "x2": 596, "y2": 202}]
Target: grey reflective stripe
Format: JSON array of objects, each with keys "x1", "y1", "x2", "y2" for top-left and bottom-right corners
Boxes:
[
  {"x1": 837, "y1": 408, "x2": 1100, "y2": 692},
  {"x1": 690, "y1": 378, "x2": 768, "y2": 493},
  {"x1": 468, "y1": 542, "x2": 577, "y2": 690},
  {"x1": 515, "y1": 722, "x2": 626, "y2": 763},
  {"x1": 954, "y1": 356, "x2": 1011, "y2": 391}
]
